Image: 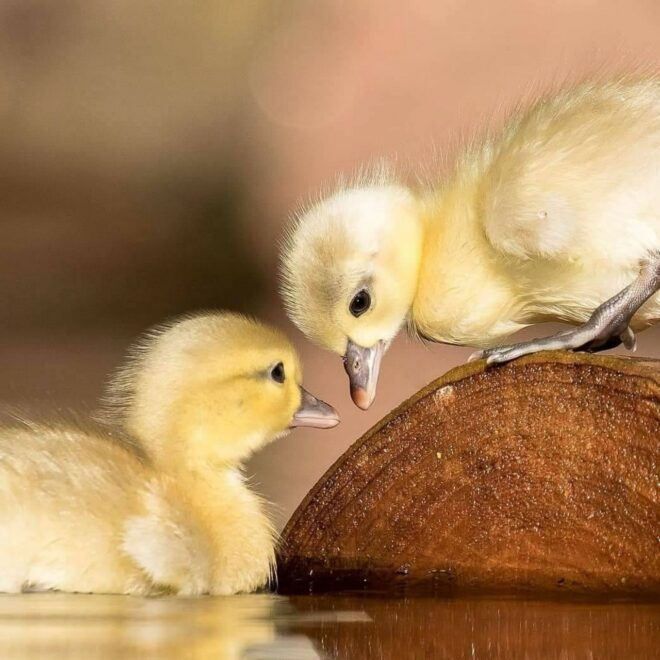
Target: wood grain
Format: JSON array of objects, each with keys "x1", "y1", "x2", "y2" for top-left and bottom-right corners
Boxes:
[{"x1": 277, "y1": 352, "x2": 660, "y2": 596}]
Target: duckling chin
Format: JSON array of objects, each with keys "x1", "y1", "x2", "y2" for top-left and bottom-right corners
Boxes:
[{"x1": 0, "y1": 312, "x2": 339, "y2": 596}]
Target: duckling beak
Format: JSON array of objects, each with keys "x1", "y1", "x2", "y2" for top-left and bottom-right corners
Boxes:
[
  {"x1": 344, "y1": 339, "x2": 384, "y2": 410},
  {"x1": 291, "y1": 387, "x2": 340, "y2": 429}
]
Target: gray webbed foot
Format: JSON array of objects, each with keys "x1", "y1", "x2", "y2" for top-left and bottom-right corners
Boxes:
[
  {"x1": 469, "y1": 324, "x2": 636, "y2": 366},
  {"x1": 469, "y1": 251, "x2": 660, "y2": 366}
]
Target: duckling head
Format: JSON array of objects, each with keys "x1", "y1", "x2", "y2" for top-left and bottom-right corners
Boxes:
[
  {"x1": 281, "y1": 179, "x2": 423, "y2": 409},
  {"x1": 101, "y1": 312, "x2": 339, "y2": 469}
]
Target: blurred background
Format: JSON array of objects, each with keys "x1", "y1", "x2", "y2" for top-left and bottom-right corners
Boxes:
[{"x1": 0, "y1": 0, "x2": 658, "y2": 530}]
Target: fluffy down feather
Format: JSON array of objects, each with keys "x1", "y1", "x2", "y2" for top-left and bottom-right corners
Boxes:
[
  {"x1": 280, "y1": 75, "x2": 660, "y2": 401},
  {"x1": 0, "y1": 312, "x2": 333, "y2": 595}
]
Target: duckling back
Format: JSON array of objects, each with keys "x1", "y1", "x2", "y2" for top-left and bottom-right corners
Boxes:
[
  {"x1": 481, "y1": 77, "x2": 660, "y2": 266},
  {"x1": 0, "y1": 422, "x2": 157, "y2": 594},
  {"x1": 415, "y1": 77, "x2": 660, "y2": 345},
  {"x1": 0, "y1": 420, "x2": 226, "y2": 595}
]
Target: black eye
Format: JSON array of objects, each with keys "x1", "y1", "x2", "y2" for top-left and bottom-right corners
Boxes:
[
  {"x1": 349, "y1": 289, "x2": 371, "y2": 317},
  {"x1": 270, "y1": 362, "x2": 285, "y2": 383}
]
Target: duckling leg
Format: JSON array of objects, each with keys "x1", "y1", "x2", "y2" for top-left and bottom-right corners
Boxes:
[{"x1": 470, "y1": 252, "x2": 660, "y2": 366}]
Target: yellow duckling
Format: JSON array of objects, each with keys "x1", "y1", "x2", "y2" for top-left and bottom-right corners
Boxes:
[
  {"x1": 0, "y1": 312, "x2": 339, "y2": 595},
  {"x1": 281, "y1": 76, "x2": 660, "y2": 409}
]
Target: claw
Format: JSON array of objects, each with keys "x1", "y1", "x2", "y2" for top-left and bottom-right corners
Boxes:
[
  {"x1": 467, "y1": 350, "x2": 485, "y2": 363},
  {"x1": 620, "y1": 326, "x2": 637, "y2": 352},
  {"x1": 484, "y1": 350, "x2": 514, "y2": 366}
]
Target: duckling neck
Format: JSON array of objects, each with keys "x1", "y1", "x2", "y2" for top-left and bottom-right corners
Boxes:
[
  {"x1": 179, "y1": 460, "x2": 247, "y2": 507},
  {"x1": 168, "y1": 457, "x2": 272, "y2": 550},
  {"x1": 411, "y1": 176, "x2": 522, "y2": 346},
  {"x1": 159, "y1": 452, "x2": 248, "y2": 503}
]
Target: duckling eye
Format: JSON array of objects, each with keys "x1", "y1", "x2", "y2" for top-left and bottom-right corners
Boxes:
[
  {"x1": 349, "y1": 289, "x2": 371, "y2": 317},
  {"x1": 270, "y1": 362, "x2": 285, "y2": 383}
]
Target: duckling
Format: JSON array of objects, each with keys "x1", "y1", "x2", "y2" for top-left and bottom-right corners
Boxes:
[
  {"x1": 281, "y1": 77, "x2": 660, "y2": 409},
  {"x1": 0, "y1": 312, "x2": 339, "y2": 595}
]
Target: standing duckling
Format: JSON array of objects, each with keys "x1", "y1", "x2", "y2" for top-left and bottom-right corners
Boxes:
[
  {"x1": 280, "y1": 76, "x2": 660, "y2": 409},
  {"x1": 0, "y1": 312, "x2": 339, "y2": 595}
]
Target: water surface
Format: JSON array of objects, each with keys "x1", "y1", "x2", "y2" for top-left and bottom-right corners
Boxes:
[{"x1": 0, "y1": 592, "x2": 657, "y2": 659}]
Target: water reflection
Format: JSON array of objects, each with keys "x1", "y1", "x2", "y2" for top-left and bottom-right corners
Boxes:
[
  {"x1": 0, "y1": 592, "x2": 656, "y2": 659},
  {"x1": 286, "y1": 595, "x2": 660, "y2": 659}
]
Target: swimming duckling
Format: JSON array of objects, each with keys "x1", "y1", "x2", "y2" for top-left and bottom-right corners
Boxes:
[
  {"x1": 0, "y1": 312, "x2": 339, "y2": 595},
  {"x1": 281, "y1": 77, "x2": 660, "y2": 409}
]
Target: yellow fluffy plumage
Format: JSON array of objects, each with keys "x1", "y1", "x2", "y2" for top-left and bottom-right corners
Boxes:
[
  {"x1": 281, "y1": 76, "x2": 660, "y2": 408},
  {"x1": 0, "y1": 312, "x2": 338, "y2": 595}
]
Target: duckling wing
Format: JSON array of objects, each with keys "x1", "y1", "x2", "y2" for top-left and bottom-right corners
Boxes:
[
  {"x1": 481, "y1": 78, "x2": 660, "y2": 268},
  {"x1": 122, "y1": 479, "x2": 213, "y2": 596}
]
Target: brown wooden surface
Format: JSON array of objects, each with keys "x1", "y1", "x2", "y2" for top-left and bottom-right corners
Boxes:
[{"x1": 277, "y1": 352, "x2": 660, "y2": 596}]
